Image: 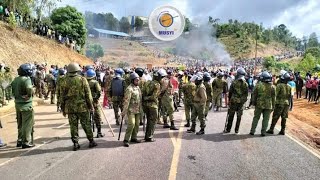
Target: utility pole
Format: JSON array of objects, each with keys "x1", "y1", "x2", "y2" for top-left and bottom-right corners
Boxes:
[{"x1": 254, "y1": 26, "x2": 258, "y2": 75}]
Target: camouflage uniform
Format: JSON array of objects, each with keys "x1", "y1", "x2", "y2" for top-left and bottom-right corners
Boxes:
[
  {"x1": 123, "y1": 73, "x2": 131, "y2": 90},
  {"x1": 123, "y1": 84, "x2": 142, "y2": 142},
  {"x1": 268, "y1": 83, "x2": 291, "y2": 134},
  {"x1": 138, "y1": 76, "x2": 146, "y2": 125},
  {"x1": 182, "y1": 82, "x2": 196, "y2": 125},
  {"x1": 160, "y1": 77, "x2": 175, "y2": 127},
  {"x1": 225, "y1": 79, "x2": 248, "y2": 133},
  {"x1": 56, "y1": 75, "x2": 66, "y2": 109},
  {"x1": 142, "y1": 80, "x2": 160, "y2": 140},
  {"x1": 60, "y1": 73, "x2": 94, "y2": 144},
  {"x1": 212, "y1": 78, "x2": 228, "y2": 110},
  {"x1": 0, "y1": 71, "x2": 5, "y2": 105},
  {"x1": 178, "y1": 77, "x2": 183, "y2": 105},
  {"x1": 35, "y1": 69, "x2": 46, "y2": 98},
  {"x1": 250, "y1": 82, "x2": 276, "y2": 135},
  {"x1": 190, "y1": 83, "x2": 207, "y2": 130},
  {"x1": 104, "y1": 73, "x2": 114, "y2": 108},
  {"x1": 87, "y1": 78, "x2": 103, "y2": 133},
  {"x1": 204, "y1": 81, "x2": 213, "y2": 118},
  {"x1": 45, "y1": 73, "x2": 56, "y2": 104},
  {"x1": 12, "y1": 76, "x2": 34, "y2": 147},
  {"x1": 4, "y1": 68, "x2": 13, "y2": 101}
]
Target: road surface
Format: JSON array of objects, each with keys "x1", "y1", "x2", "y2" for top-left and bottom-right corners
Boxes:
[{"x1": 0, "y1": 102, "x2": 319, "y2": 180}]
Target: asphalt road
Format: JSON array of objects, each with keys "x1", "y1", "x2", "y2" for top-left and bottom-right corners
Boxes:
[{"x1": 0, "y1": 102, "x2": 319, "y2": 180}]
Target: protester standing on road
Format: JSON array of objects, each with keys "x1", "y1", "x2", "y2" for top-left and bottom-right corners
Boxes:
[
  {"x1": 11, "y1": 64, "x2": 35, "y2": 148},
  {"x1": 121, "y1": 73, "x2": 142, "y2": 147},
  {"x1": 267, "y1": 72, "x2": 291, "y2": 135},
  {"x1": 86, "y1": 69, "x2": 105, "y2": 138},
  {"x1": 142, "y1": 71, "x2": 161, "y2": 142},
  {"x1": 60, "y1": 62, "x2": 97, "y2": 151},
  {"x1": 224, "y1": 68, "x2": 248, "y2": 134},
  {"x1": 295, "y1": 73, "x2": 303, "y2": 99},
  {"x1": 250, "y1": 71, "x2": 275, "y2": 136},
  {"x1": 187, "y1": 74, "x2": 207, "y2": 135}
]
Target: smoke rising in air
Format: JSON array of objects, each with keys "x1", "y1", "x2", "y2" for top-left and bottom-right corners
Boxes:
[{"x1": 172, "y1": 24, "x2": 233, "y2": 66}]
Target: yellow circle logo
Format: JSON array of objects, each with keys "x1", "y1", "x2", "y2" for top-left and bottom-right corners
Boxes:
[{"x1": 159, "y1": 13, "x2": 174, "y2": 27}]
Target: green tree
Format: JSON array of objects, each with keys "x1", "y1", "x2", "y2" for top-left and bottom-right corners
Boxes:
[
  {"x1": 307, "y1": 32, "x2": 319, "y2": 48},
  {"x1": 134, "y1": 16, "x2": 143, "y2": 31},
  {"x1": 305, "y1": 47, "x2": 320, "y2": 58},
  {"x1": 32, "y1": 0, "x2": 60, "y2": 20},
  {"x1": 184, "y1": 17, "x2": 192, "y2": 32},
  {"x1": 297, "y1": 53, "x2": 317, "y2": 74},
  {"x1": 50, "y1": 6, "x2": 87, "y2": 47},
  {"x1": 263, "y1": 56, "x2": 277, "y2": 70},
  {"x1": 119, "y1": 17, "x2": 130, "y2": 33},
  {"x1": 86, "y1": 44, "x2": 104, "y2": 61},
  {"x1": 105, "y1": 13, "x2": 119, "y2": 31}
]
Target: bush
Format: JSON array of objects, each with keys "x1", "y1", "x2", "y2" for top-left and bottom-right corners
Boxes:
[{"x1": 8, "y1": 13, "x2": 17, "y2": 30}]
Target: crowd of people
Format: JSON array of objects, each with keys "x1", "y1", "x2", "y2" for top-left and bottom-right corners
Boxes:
[
  {"x1": 0, "y1": 4, "x2": 81, "y2": 53},
  {"x1": 0, "y1": 61, "x2": 304, "y2": 149}
]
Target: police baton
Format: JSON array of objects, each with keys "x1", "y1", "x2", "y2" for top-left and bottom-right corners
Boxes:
[
  {"x1": 118, "y1": 116, "x2": 124, "y2": 141},
  {"x1": 99, "y1": 103, "x2": 115, "y2": 137},
  {"x1": 90, "y1": 111, "x2": 95, "y2": 132},
  {"x1": 224, "y1": 107, "x2": 230, "y2": 132}
]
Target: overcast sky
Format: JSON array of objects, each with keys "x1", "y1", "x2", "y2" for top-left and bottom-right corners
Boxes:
[{"x1": 58, "y1": 0, "x2": 320, "y2": 38}]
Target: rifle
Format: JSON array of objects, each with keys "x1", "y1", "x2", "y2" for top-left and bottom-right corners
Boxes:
[
  {"x1": 90, "y1": 112, "x2": 95, "y2": 132},
  {"x1": 118, "y1": 116, "x2": 124, "y2": 141}
]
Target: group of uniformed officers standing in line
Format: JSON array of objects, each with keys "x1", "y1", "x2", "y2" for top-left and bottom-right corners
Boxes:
[{"x1": 10, "y1": 62, "x2": 292, "y2": 150}]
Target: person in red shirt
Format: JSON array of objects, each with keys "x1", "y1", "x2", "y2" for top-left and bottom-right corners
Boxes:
[
  {"x1": 308, "y1": 76, "x2": 318, "y2": 102},
  {"x1": 168, "y1": 70, "x2": 179, "y2": 112}
]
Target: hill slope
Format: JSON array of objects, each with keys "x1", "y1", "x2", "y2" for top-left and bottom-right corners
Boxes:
[{"x1": 0, "y1": 22, "x2": 92, "y2": 70}]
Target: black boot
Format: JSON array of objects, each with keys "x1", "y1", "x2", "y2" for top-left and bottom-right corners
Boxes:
[
  {"x1": 16, "y1": 140, "x2": 22, "y2": 148},
  {"x1": 89, "y1": 140, "x2": 97, "y2": 148},
  {"x1": 116, "y1": 119, "x2": 120, "y2": 126},
  {"x1": 187, "y1": 124, "x2": 196, "y2": 133},
  {"x1": 184, "y1": 121, "x2": 190, "y2": 127},
  {"x1": 96, "y1": 127, "x2": 105, "y2": 138},
  {"x1": 278, "y1": 129, "x2": 285, "y2": 135},
  {"x1": 170, "y1": 121, "x2": 178, "y2": 130},
  {"x1": 123, "y1": 140, "x2": 129, "y2": 147},
  {"x1": 73, "y1": 142, "x2": 80, "y2": 151},
  {"x1": 163, "y1": 119, "x2": 170, "y2": 128},
  {"x1": 22, "y1": 144, "x2": 35, "y2": 149},
  {"x1": 266, "y1": 129, "x2": 274, "y2": 134},
  {"x1": 196, "y1": 128, "x2": 205, "y2": 135}
]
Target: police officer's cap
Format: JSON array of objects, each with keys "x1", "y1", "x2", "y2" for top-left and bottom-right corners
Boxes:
[
  {"x1": 130, "y1": 72, "x2": 140, "y2": 80},
  {"x1": 86, "y1": 69, "x2": 96, "y2": 78},
  {"x1": 67, "y1": 62, "x2": 81, "y2": 73},
  {"x1": 157, "y1": 69, "x2": 167, "y2": 77}
]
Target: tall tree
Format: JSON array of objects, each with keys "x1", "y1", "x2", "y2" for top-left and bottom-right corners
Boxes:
[
  {"x1": 119, "y1": 17, "x2": 130, "y2": 33},
  {"x1": 33, "y1": 0, "x2": 61, "y2": 20},
  {"x1": 50, "y1": 6, "x2": 87, "y2": 47},
  {"x1": 307, "y1": 32, "x2": 319, "y2": 48},
  {"x1": 134, "y1": 16, "x2": 143, "y2": 31}
]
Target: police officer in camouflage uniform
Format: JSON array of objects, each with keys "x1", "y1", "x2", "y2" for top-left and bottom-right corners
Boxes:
[
  {"x1": 56, "y1": 68, "x2": 66, "y2": 111},
  {"x1": 104, "y1": 70, "x2": 114, "y2": 109},
  {"x1": 121, "y1": 73, "x2": 142, "y2": 147},
  {"x1": 11, "y1": 64, "x2": 35, "y2": 148},
  {"x1": 159, "y1": 69, "x2": 178, "y2": 130},
  {"x1": 212, "y1": 72, "x2": 228, "y2": 111},
  {"x1": 203, "y1": 72, "x2": 212, "y2": 119},
  {"x1": 224, "y1": 68, "x2": 248, "y2": 134},
  {"x1": 135, "y1": 68, "x2": 146, "y2": 126},
  {"x1": 267, "y1": 72, "x2": 291, "y2": 135},
  {"x1": 60, "y1": 62, "x2": 97, "y2": 151},
  {"x1": 4, "y1": 67, "x2": 13, "y2": 101},
  {"x1": 142, "y1": 71, "x2": 161, "y2": 142},
  {"x1": 250, "y1": 71, "x2": 276, "y2": 136},
  {"x1": 86, "y1": 69, "x2": 105, "y2": 138},
  {"x1": 110, "y1": 68, "x2": 125, "y2": 125},
  {"x1": 181, "y1": 75, "x2": 196, "y2": 127},
  {"x1": 187, "y1": 74, "x2": 207, "y2": 135},
  {"x1": 35, "y1": 66, "x2": 46, "y2": 98},
  {"x1": 45, "y1": 69, "x2": 56, "y2": 104}
]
